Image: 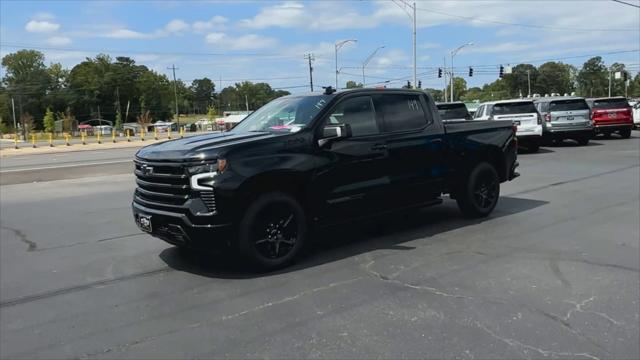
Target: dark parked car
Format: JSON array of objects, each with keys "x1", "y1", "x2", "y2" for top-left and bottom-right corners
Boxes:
[
  {"x1": 132, "y1": 88, "x2": 519, "y2": 269},
  {"x1": 587, "y1": 97, "x2": 633, "y2": 138},
  {"x1": 534, "y1": 97, "x2": 593, "y2": 145},
  {"x1": 436, "y1": 102, "x2": 472, "y2": 121}
]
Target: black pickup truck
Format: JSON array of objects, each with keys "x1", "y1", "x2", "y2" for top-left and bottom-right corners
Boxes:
[{"x1": 133, "y1": 88, "x2": 519, "y2": 269}]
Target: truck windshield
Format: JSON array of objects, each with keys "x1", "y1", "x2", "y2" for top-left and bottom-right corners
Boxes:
[
  {"x1": 549, "y1": 99, "x2": 588, "y2": 112},
  {"x1": 592, "y1": 98, "x2": 630, "y2": 110},
  {"x1": 492, "y1": 102, "x2": 537, "y2": 115},
  {"x1": 232, "y1": 95, "x2": 332, "y2": 133},
  {"x1": 437, "y1": 104, "x2": 470, "y2": 120}
]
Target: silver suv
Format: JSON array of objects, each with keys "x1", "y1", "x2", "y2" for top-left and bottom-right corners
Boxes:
[{"x1": 534, "y1": 97, "x2": 593, "y2": 146}]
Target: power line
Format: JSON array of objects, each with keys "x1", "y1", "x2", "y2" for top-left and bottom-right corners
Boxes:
[
  {"x1": 415, "y1": 6, "x2": 638, "y2": 32},
  {"x1": 611, "y1": 0, "x2": 640, "y2": 8}
]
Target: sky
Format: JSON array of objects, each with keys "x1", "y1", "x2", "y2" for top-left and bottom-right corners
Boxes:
[{"x1": 1, "y1": 0, "x2": 639, "y2": 93}]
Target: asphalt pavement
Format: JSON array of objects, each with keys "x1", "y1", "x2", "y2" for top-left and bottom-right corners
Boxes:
[{"x1": 0, "y1": 133, "x2": 638, "y2": 359}]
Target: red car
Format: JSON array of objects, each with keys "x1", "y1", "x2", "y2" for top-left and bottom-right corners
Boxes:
[{"x1": 587, "y1": 97, "x2": 633, "y2": 138}]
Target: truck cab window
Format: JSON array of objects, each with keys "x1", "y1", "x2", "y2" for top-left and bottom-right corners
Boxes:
[
  {"x1": 327, "y1": 96, "x2": 378, "y2": 136},
  {"x1": 376, "y1": 94, "x2": 427, "y2": 132}
]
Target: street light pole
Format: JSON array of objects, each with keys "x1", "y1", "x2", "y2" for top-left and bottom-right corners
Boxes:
[
  {"x1": 527, "y1": 70, "x2": 531, "y2": 97},
  {"x1": 391, "y1": 1, "x2": 417, "y2": 89},
  {"x1": 335, "y1": 39, "x2": 357, "y2": 89},
  {"x1": 450, "y1": 42, "x2": 474, "y2": 102},
  {"x1": 362, "y1": 46, "x2": 386, "y2": 86}
]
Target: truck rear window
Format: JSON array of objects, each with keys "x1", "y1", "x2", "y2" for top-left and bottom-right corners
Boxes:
[
  {"x1": 549, "y1": 99, "x2": 588, "y2": 112},
  {"x1": 437, "y1": 104, "x2": 470, "y2": 120},
  {"x1": 492, "y1": 102, "x2": 537, "y2": 115},
  {"x1": 592, "y1": 98, "x2": 630, "y2": 110}
]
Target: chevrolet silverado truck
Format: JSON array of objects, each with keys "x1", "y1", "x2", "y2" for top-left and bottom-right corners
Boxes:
[{"x1": 132, "y1": 88, "x2": 519, "y2": 269}]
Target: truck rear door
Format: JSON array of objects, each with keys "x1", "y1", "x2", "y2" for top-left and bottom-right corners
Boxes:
[{"x1": 374, "y1": 93, "x2": 446, "y2": 206}]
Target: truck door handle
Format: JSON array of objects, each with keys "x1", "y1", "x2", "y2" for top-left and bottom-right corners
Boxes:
[{"x1": 371, "y1": 144, "x2": 387, "y2": 151}]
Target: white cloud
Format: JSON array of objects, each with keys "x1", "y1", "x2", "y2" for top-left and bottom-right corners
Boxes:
[
  {"x1": 238, "y1": 1, "x2": 380, "y2": 31},
  {"x1": 165, "y1": 19, "x2": 189, "y2": 33},
  {"x1": 205, "y1": 32, "x2": 278, "y2": 51},
  {"x1": 46, "y1": 36, "x2": 72, "y2": 46},
  {"x1": 420, "y1": 42, "x2": 441, "y2": 50},
  {"x1": 193, "y1": 15, "x2": 227, "y2": 33},
  {"x1": 104, "y1": 28, "x2": 156, "y2": 39},
  {"x1": 25, "y1": 20, "x2": 60, "y2": 33}
]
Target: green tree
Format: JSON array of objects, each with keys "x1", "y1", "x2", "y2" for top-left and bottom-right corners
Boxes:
[
  {"x1": 207, "y1": 106, "x2": 217, "y2": 120},
  {"x1": 190, "y1": 78, "x2": 215, "y2": 113},
  {"x1": 628, "y1": 73, "x2": 640, "y2": 97},
  {"x1": 446, "y1": 77, "x2": 467, "y2": 101},
  {"x1": 536, "y1": 62, "x2": 575, "y2": 96},
  {"x1": 1, "y1": 50, "x2": 51, "y2": 129},
  {"x1": 577, "y1": 57, "x2": 608, "y2": 97},
  {"x1": 502, "y1": 64, "x2": 538, "y2": 97},
  {"x1": 114, "y1": 108, "x2": 123, "y2": 130},
  {"x1": 43, "y1": 107, "x2": 55, "y2": 133},
  {"x1": 345, "y1": 80, "x2": 363, "y2": 89}
]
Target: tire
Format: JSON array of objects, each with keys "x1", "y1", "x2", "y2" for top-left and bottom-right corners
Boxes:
[
  {"x1": 619, "y1": 129, "x2": 632, "y2": 139},
  {"x1": 456, "y1": 162, "x2": 500, "y2": 218},
  {"x1": 576, "y1": 137, "x2": 590, "y2": 146},
  {"x1": 528, "y1": 141, "x2": 540, "y2": 153},
  {"x1": 237, "y1": 192, "x2": 307, "y2": 270}
]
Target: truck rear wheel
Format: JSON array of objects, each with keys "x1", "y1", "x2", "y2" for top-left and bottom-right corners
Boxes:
[
  {"x1": 576, "y1": 137, "x2": 590, "y2": 146},
  {"x1": 456, "y1": 162, "x2": 500, "y2": 218},
  {"x1": 619, "y1": 129, "x2": 631, "y2": 139},
  {"x1": 237, "y1": 192, "x2": 307, "y2": 270}
]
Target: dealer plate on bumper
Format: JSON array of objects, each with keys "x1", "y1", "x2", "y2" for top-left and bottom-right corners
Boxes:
[{"x1": 136, "y1": 214, "x2": 152, "y2": 233}]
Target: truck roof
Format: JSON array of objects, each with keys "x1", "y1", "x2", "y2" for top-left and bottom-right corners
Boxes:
[{"x1": 479, "y1": 99, "x2": 535, "y2": 106}]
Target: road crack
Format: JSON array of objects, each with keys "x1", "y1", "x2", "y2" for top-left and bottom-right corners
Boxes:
[
  {"x1": 475, "y1": 321, "x2": 601, "y2": 360},
  {"x1": 1, "y1": 223, "x2": 37, "y2": 251}
]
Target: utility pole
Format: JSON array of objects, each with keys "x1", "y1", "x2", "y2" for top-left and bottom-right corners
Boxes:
[
  {"x1": 443, "y1": 56, "x2": 448, "y2": 102},
  {"x1": 116, "y1": 87, "x2": 121, "y2": 129},
  {"x1": 304, "y1": 53, "x2": 315, "y2": 92},
  {"x1": 245, "y1": 94, "x2": 249, "y2": 112},
  {"x1": 527, "y1": 70, "x2": 531, "y2": 97},
  {"x1": 168, "y1": 64, "x2": 180, "y2": 126},
  {"x1": 412, "y1": 1, "x2": 417, "y2": 89},
  {"x1": 608, "y1": 69, "x2": 612, "y2": 97},
  {"x1": 11, "y1": 97, "x2": 16, "y2": 132}
]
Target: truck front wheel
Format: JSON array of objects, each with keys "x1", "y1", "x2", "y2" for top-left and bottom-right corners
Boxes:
[
  {"x1": 237, "y1": 192, "x2": 307, "y2": 270},
  {"x1": 456, "y1": 162, "x2": 500, "y2": 218}
]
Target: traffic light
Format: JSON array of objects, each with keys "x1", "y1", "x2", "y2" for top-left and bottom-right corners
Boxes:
[
  {"x1": 469, "y1": 67, "x2": 473, "y2": 77},
  {"x1": 499, "y1": 65, "x2": 504, "y2": 78},
  {"x1": 418, "y1": 80, "x2": 422, "y2": 88},
  {"x1": 438, "y1": 68, "x2": 442, "y2": 78},
  {"x1": 623, "y1": 71, "x2": 628, "y2": 81}
]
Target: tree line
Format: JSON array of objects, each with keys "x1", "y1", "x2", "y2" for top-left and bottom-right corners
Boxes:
[
  {"x1": 1, "y1": 50, "x2": 639, "y2": 134},
  {"x1": 427, "y1": 57, "x2": 640, "y2": 103},
  {"x1": 0, "y1": 50, "x2": 290, "y2": 134}
]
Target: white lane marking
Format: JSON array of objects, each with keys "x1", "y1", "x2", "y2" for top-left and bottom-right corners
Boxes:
[{"x1": 0, "y1": 160, "x2": 132, "y2": 173}]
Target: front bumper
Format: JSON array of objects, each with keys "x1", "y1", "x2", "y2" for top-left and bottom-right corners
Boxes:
[{"x1": 132, "y1": 202, "x2": 233, "y2": 249}]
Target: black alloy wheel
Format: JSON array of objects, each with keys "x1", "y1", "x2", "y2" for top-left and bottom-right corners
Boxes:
[{"x1": 252, "y1": 203, "x2": 298, "y2": 260}]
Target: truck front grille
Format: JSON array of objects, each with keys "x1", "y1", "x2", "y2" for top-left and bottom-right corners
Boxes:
[
  {"x1": 133, "y1": 159, "x2": 218, "y2": 215},
  {"x1": 134, "y1": 159, "x2": 191, "y2": 212}
]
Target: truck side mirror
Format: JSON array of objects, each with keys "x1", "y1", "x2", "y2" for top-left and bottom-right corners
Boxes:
[{"x1": 318, "y1": 123, "x2": 352, "y2": 147}]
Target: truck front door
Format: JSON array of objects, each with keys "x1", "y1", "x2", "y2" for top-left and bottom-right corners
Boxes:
[{"x1": 312, "y1": 95, "x2": 391, "y2": 222}]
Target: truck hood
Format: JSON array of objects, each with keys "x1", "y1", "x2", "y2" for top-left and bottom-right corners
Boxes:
[{"x1": 135, "y1": 131, "x2": 279, "y2": 161}]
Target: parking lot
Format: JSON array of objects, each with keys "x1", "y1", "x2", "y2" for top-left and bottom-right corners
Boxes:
[{"x1": 1, "y1": 133, "x2": 639, "y2": 359}]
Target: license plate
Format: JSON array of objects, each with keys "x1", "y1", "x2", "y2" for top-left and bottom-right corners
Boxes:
[
  {"x1": 514, "y1": 121, "x2": 521, "y2": 126},
  {"x1": 608, "y1": 112, "x2": 617, "y2": 119},
  {"x1": 136, "y1": 214, "x2": 152, "y2": 232},
  {"x1": 566, "y1": 116, "x2": 574, "y2": 120}
]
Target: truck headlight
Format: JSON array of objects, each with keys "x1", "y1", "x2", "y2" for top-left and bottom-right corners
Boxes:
[
  {"x1": 187, "y1": 163, "x2": 216, "y2": 175},
  {"x1": 190, "y1": 172, "x2": 217, "y2": 190}
]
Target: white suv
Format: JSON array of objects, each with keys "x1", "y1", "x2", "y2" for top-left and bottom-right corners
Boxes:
[{"x1": 475, "y1": 99, "x2": 543, "y2": 152}]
